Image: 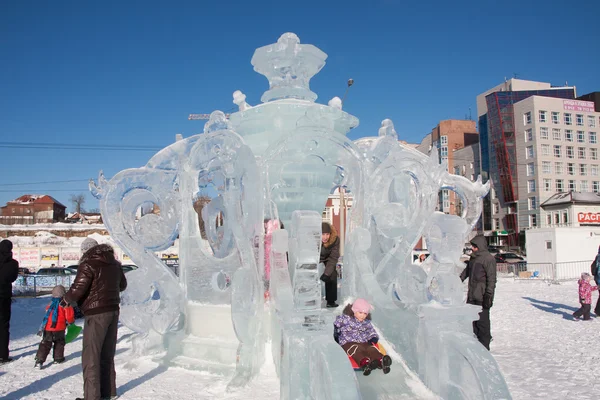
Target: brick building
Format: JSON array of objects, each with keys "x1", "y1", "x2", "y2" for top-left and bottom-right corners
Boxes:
[{"x1": 0, "y1": 194, "x2": 67, "y2": 225}]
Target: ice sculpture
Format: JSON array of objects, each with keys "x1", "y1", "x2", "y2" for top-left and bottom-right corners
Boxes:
[{"x1": 91, "y1": 33, "x2": 511, "y2": 399}]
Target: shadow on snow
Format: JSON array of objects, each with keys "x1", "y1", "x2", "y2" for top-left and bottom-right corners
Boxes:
[{"x1": 522, "y1": 296, "x2": 580, "y2": 320}]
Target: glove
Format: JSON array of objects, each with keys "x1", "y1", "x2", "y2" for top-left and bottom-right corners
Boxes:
[
  {"x1": 368, "y1": 337, "x2": 378, "y2": 345},
  {"x1": 320, "y1": 273, "x2": 331, "y2": 283},
  {"x1": 482, "y1": 295, "x2": 493, "y2": 309},
  {"x1": 37, "y1": 330, "x2": 43, "y2": 337}
]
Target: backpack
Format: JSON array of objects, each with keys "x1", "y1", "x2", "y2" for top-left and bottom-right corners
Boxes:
[{"x1": 592, "y1": 256, "x2": 600, "y2": 285}]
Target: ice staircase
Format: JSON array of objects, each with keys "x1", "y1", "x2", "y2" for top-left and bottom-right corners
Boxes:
[{"x1": 168, "y1": 303, "x2": 239, "y2": 376}]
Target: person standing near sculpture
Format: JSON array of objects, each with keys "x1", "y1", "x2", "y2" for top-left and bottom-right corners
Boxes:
[
  {"x1": 320, "y1": 222, "x2": 340, "y2": 308},
  {"x1": 0, "y1": 239, "x2": 19, "y2": 364},
  {"x1": 590, "y1": 246, "x2": 600, "y2": 315},
  {"x1": 65, "y1": 238, "x2": 127, "y2": 400},
  {"x1": 460, "y1": 235, "x2": 497, "y2": 350}
]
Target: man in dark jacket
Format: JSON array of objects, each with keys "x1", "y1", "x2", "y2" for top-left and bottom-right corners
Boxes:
[
  {"x1": 460, "y1": 235, "x2": 497, "y2": 350},
  {"x1": 320, "y1": 222, "x2": 340, "y2": 308},
  {"x1": 65, "y1": 238, "x2": 127, "y2": 400},
  {"x1": 0, "y1": 239, "x2": 19, "y2": 363},
  {"x1": 591, "y1": 246, "x2": 600, "y2": 315}
]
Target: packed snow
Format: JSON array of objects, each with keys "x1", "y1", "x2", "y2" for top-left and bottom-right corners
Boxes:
[{"x1": 1, "y1": 278, "x2": 598, "y2": 400}]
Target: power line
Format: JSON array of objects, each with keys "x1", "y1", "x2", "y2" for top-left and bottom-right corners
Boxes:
[
  {"x1": 0, "y1": 141, "x2": 164, "y2": 151},
  {"x1": 0, "y1": 189, "x2": 89, "y2": 192},
  {"x1": 0, "y1": 179, "x2": 90, "y2": 187}
]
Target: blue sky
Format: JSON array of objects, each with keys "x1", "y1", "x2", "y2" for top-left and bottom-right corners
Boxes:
[{"x1": 1, "y1": 0, "x2": 599, "y2": 212}]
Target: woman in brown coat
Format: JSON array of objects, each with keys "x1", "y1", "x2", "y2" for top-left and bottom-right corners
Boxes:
[{"x1": 320, "y1": 222, "x2": 340, "y2": 308}]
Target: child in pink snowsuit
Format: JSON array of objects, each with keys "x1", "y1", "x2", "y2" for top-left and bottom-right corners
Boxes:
[
  {"x1": 333, "y1": 298, "x2": 392, "y2": 375},
  {"x1": 573, "y1": 272, "x2": 598, "y2": 321}
]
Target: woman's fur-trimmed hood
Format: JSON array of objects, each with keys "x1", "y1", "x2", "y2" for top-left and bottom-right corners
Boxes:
[
  {"x1": 324, "y1": 224, "x2": 338, "y2": 248},
  {"x1": 79, "y1": 243, "x2": 119, "y2": 265}
]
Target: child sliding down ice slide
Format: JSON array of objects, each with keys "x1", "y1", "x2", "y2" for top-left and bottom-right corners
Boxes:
[{"x1": 333, "y1": 298, "x2": 392, "y2": 375}]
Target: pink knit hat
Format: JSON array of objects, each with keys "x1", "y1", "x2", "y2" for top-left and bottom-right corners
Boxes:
[{"x1": 351, "y1": 298, "x2": 372, "y2": 314}]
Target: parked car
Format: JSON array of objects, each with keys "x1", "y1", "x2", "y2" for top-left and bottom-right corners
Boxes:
[
  {"x1": 495, "y1": 253, "x2": 525, "y2": 264},
  {"x1": 66, "y1": 264, "x2": 138, "y2": 274},
  {"x1": 36, "y1": 267, "x2": 75, "y2": 276}
]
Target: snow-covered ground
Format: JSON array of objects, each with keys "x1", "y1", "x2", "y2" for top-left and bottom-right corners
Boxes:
[{"x1": 1, "y1": 279, "x2": 598, "y2": 399}]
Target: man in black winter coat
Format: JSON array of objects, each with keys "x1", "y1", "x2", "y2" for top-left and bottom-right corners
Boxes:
[
  {"x1": 460, "y1": 235, "x2": 497, "y2": 350},
  {"x1": 0, "y1": 239, "x2": 19, "y2": 363}
]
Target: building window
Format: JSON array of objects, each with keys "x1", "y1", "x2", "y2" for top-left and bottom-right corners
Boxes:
[
  {"x1": 527, "y1": 163, "x2": 535, "y2": 176},
  {"x1": 592, "y1": 165, "x2": 599, "y2": 176},
  {"x1": 576, "y1": 114, "x2": 584, "y2": 126},
  {"x1": 556, "y1": 179, "x2": 564, "y2": 192},
  {"x1": 578, "y1": 147, "x2": 587, "y2": 159},
  {"x1": 564, "y1": 113, "x2": 572, "y2": 125},
  {"x1": 493, "y1": 218, "x2": 499, "y2": 230},
  {"x1": 577, "y1": 131, "x2": 585, "y2": 143},
  {"x1": 539, "y1": 110, "x2": 547, "y2": 123},
  {"x1": 580, "y1": 164, "x2": 588, "y2": 176},
  {"x1": 591, "y1": 148, "x2": 598, "y2": 160},
  {"x1": 441, "y1": 135, "x2": 448, "y2": 145},
  {"x1": 544, "y1": 178, "x2": 552, "y2": 192},
  {"x1": 546, "y1": 240, "x2": 552, "y2": 250},
  {"x1": 528, "y1": 180, "x2": 536, "y2": 193},
  {"x1": 493, "y1": 203, "x2": 499, "y2": 214},
  {"x1": 555, "y1": 162, "x2": 563, "y2": 174},
  {"x1": 567, "y1": 163, "x2": 575, "y2": 175},
  {"x1": 525, "y1": 129, "x2": 533, "y2": 142},
  {"x1": 508, "y1": 204, "x2": 517, "y2": 214},
  {"x1": 540, "y1": 127, "x2": 549, "y2": 139},
  {"x1": 524, "y1": 112, "x2": 532, "y2": 125},
  {"x1": 563, "y1": 211, "x2": 568, "y2": 224},
  {"x1": 469, "y1": 162, "x2": 473, "y2": 169},
  {"x1": 554, "y1": 213, "x2": 560, "y2": 224},
  {"x1": 590, "y1": 132, "x2": 597, "y2": 144},
  {"x1": 565, "y1": 130, "x2": 574, "y2": 142},
  {"x1": 554, "y1": 145, "x2": 562, "y2": 157},
  {"x1": 546, "y1": 213, "x2": 552, "y2": 226},
  {"x1": 552, "y1": 112, "x2": 560, "y2": 124},
  {"x1": 589, "y1": 116, "x2": 596, "y2": 128},
  {"x1": 581, "y1": 180, "x2": 589, "y2": 192},
  {"x1": 568, "y1": 179, "x2": 576, "y2": 191},
  {"x1": 528, "y1": 197, "x2": 537, "y2": 210},
  {"x1": 566, "y1": 146, "x2": 574, "y2": 159},
  {"x1": 593, "y1": 181, "x2": 599, "y2": 193},
  {"x1": 441, "y1": 146, "x2": 448, "y2": 157},
  {"x1": 454, "y1": 166, "x2": 460, "y2": 175},
  {"x1": 552, "y1": 128, "x2": 561, "y2": 141},
  {"x1": 529, "y1": 214, "x2": 537, "y2": 228},
  {"x1": 542, "y1": 161, "x2": 551, "y2": 174},
  {"x1": 526, "y1": 146, "x2": 534, "y2": 159},
  {"x1": 541, "y1": 144, "x2": 550, "y2": 156},
  {"x1": 462, "y1": 165, "x2": 467, "y2": 175}
]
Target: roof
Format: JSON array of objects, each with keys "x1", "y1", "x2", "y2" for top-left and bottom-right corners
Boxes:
[
  {"x1": 540, "y1": 191, "x2": 600, "y2": 208},
  {"x1": 5, "y1": 194, "x2": 67, "y2": 209}
]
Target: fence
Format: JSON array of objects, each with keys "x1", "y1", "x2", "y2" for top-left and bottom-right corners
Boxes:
[
  {"x1": 12, "y1": 275, "x2": 76, "y2": 297},
  {"x1": 497, "y1": 260, "x2": 593, "y2": 282}
]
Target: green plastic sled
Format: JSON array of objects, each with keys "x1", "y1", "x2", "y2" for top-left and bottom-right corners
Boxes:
[{"x1": 65, "y1": 324, "x2": 83, "y2": 344}]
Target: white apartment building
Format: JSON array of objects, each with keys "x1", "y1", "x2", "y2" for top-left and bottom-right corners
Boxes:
[{"x1": 511, "y1": 97, "x2": 600, "y2": 230}]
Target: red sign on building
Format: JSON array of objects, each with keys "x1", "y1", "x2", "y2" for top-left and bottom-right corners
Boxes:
[{"x1": 578, "y1": 212, "x2": 600, "y2": 224}]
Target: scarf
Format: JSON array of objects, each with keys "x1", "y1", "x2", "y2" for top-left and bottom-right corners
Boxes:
[{"x1": 39, "y1": 297, "x2": 61, "y2": 332}]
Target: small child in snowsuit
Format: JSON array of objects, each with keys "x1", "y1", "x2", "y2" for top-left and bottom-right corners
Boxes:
[
  {"x1": 333, "y1": 298, "x2": 392, "y2": 375},
  {"x1": 34, "y1": 285, "x2": 75, "y2": 368},
  {"x1": 573, "y1": 273, "x2": 598, "y2": 321}
]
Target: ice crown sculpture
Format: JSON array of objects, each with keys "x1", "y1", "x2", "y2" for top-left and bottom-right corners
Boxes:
[{"x1": 91, "y1": 33, "x2": 512, "y2": 399}]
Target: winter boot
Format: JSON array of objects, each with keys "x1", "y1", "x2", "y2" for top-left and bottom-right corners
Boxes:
[
  {"x1": 0, "y1": 357, "x2": 13, "y2": 364},
  {"x1": 54, "y1": 358, "x2": 65, "y2": 364},
  {"x1": 34, "y1": 359, "x2": 43, "y2": 369},
  {"x1": 380, "y1": 355, "x2": 392, "y2": 374},
  {"x1": 359, "y1": 358, "x2": 373, "y2": 376}
]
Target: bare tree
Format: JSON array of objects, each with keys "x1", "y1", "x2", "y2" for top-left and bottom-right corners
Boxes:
[{"x1": 70, "y1": 193, "x2": 86, "y2": 214}]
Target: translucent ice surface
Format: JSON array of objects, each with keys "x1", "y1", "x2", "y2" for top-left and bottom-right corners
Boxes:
[{"x1": 92, "y1": 33, "x2": 511, "y2": 399}]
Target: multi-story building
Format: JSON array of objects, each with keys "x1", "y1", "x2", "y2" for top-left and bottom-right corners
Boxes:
[
  {"x1": 0, "y1": 194, "x2": 67, "y2": 225},
  {"x1": 477, "y1": 79, "x2": 578, "y2": 247},
  {"x1": 416, "y1": 120, "x2": 479, "y2": 214},
  {"x1": 513, "y1": 96, "x2": 600, "y2": 232},
  {"x1": 452, "y1": 143, "x2": 481, "y2": 219}
]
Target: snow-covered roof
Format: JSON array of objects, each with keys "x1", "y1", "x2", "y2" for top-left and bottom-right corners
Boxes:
[
  {"x1": 4, "y1": 194, "x2": 67, "y2": 208},
  {"x1": 540, "y1": 191, "x2": 600, "y2": 208}
]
